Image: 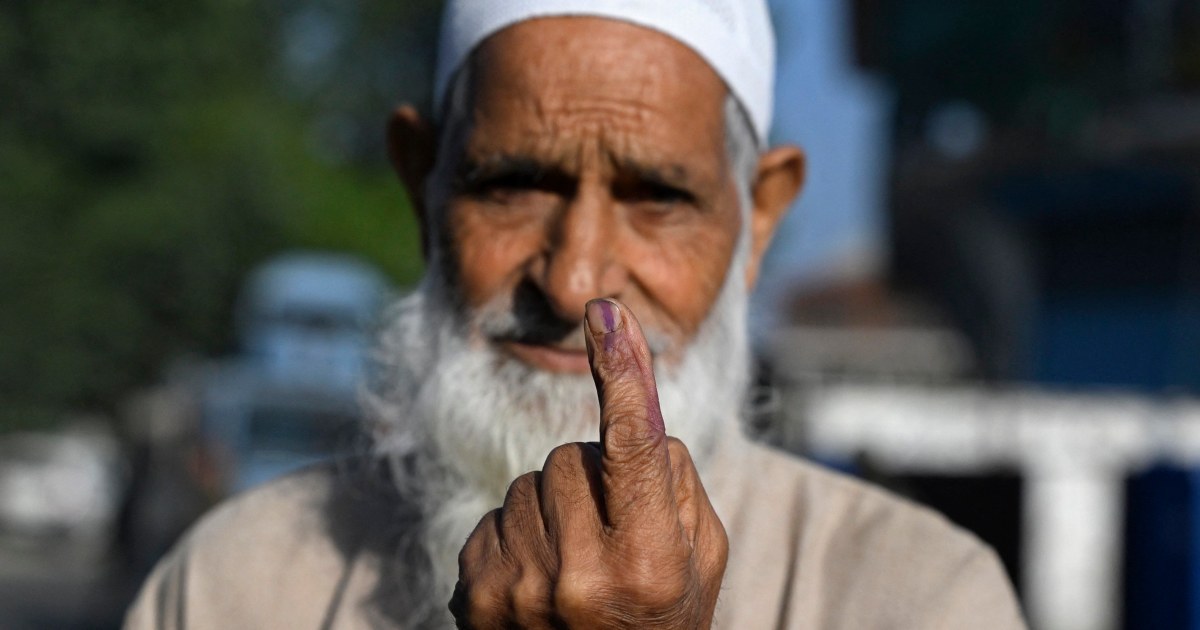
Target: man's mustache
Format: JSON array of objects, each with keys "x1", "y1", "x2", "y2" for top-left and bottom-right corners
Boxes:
[{"x1": 476, "y1": 279, "x2": 669, "y2": 355}]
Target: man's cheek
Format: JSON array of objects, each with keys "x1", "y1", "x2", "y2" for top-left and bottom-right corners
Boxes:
[
  {"x1": 453, "y1": 243, "x2": 531, "y2": 306},
  {"x1": 644, "y1": 275, "x2": 721, "y2": 338}
]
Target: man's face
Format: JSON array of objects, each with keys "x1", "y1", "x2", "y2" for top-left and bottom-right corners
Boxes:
[{"x1": 434, "y1": 17, "x2": 743, "y2": 374}]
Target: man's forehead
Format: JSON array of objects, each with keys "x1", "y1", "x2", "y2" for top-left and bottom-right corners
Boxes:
[{"x1": 458, "y1": 18, "x2": 729, "y2": 177}]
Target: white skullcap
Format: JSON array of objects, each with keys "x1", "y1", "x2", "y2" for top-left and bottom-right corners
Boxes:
[{"x1": 434, "y1": 0, "x2": 776, "y2": 145}]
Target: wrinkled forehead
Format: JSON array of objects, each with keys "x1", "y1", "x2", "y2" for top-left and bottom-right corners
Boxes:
[{"x1": 456, "y1": 17, "x2": 730, "y2": 173}]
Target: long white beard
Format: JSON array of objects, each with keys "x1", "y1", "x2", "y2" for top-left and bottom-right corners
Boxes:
[{"x1": 365, "y1": 251, "x2": 750, "y2": 626}]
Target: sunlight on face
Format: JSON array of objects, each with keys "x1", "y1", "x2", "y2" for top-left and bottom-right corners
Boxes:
[{"x1": 429, "y1": 17, "x2": 745, "y2": 375}]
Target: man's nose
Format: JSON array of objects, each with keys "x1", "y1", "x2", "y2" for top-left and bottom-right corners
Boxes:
[{"x1": 532, "y1": 188, "x2": 626, "y2": 322}]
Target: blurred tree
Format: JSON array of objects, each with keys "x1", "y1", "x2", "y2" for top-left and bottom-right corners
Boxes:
[{"x1": 0, "y1": 0, "x2": 441, "y2": 430}]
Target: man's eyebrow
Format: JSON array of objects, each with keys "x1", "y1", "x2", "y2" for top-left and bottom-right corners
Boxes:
[
  {"x1": 612, "y1": 157, "x2": 698, "y2": 189},
  {"x1": 450, "y1": 153, "x2": 705, "y2": 196},
  {"x1": 453, "y1": 153, "x2": 560, "y2": 190}
]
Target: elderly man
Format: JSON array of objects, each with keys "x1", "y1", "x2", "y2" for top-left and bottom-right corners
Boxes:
[{"x1": 126, "y1": 1, "x2": 1025, "y2": 628}]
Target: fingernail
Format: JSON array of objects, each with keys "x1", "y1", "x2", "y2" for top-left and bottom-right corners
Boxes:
[{"x1": 586, "y1": 299, "x2": 622, "y2": 335}]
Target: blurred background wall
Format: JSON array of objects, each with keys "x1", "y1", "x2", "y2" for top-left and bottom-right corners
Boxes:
[{"x1": 5, "y1": 1, "x2": 1200, "y2": 628}]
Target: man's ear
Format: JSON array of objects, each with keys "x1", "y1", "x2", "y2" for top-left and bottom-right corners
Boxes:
[
  {"x1": 387, "y1": 105, "x2": 437, "y2": 259},
  {"x1": 745, "y1": 145, "x2": 806, "y2": 290}
]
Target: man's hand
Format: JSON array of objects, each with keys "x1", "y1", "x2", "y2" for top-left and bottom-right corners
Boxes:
[{"x1": 449, "y1": 298, "x2": 729, "y2": 629}]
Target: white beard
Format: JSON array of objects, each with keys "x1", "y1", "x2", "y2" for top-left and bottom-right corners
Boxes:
[{"x1": 365, "y1": 247, "x2": 751, "y2": 627}]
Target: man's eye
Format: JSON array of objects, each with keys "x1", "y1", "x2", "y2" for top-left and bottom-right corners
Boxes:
[
  {"x1": 617, "y1": 181, "x2": 696, "y2": 208},
  {"x1": 644, "y1": 183, "x2": 692, "y2": 204}
]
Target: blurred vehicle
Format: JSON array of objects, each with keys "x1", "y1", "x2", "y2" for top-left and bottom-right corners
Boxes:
[
  {"x1": 211, "y1": 252, "x2": 388, "y2": 491},
  {"x1": 0, "y1": 422, "x2": 124, "y2": 556},
  {"x1": 236, "y1": 253, "x2": 389, "y2": 394},
  {"x1": 119, "y1": 252, "x2": 390, "y2": 570},
  {"x1": 200, "y1": 368, "x2": 364, "y2": 493}
]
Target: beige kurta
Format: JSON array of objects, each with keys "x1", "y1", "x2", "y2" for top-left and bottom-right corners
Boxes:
[{"x1": 124, "y1": 430, "x2": 1026, "y2": 629}]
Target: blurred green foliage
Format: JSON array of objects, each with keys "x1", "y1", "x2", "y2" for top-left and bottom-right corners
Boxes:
[{"x1": 0, "y1": 0, "x2": 441, "y2": 430}]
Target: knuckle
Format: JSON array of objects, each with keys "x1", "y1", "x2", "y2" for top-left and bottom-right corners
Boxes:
[
  {"x1": 544, "y1": 442, "x2": 585, "y2": 476},
  {"x1": 665, "y1": 436, "x2": 693, "y2": 462},
  {"x1": 611, "y1": 552, "x2": 693, "y2": 602},
  {"x1": 552, "y1": 574, "x2": 598, "y2": 622},
  {"x1": 459, "y1": 509, "x2": 501, "y2": 574},
  {"x1": 602, "y1": 413, "x2": 660, "y2": 453},
  {"x1": 702, "y1": 518, "x2": 730, "y2": 577},
  {"x1": 504, "y1": 471, "x2": 539, "y2": 508},
  {"x1": 712, "y1": 518, "x2": 730, "y2": 556},
  {"x1": 451, "y1": 577, "x2": 506, "y2": 630},
  {"x1": 473, "y1": 507, "x2": 501, "y2": 538},
  {"x1": 509, "y1": 570, "x2": 550, "y2": 621},
  {"x1": 666, "y1": 438, "x2": 694, "y2": 482},
  {"x1": 448, "y1": 580, "x2": 468, "y2": 620},
  {"x1": 465, "y1": 587, "x2": 504, "y2": 629}
]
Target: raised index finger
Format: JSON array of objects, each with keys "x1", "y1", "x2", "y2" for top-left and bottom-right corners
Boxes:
[{"x1": 584, "y1": 298, "x2": 677, "y2": 532}]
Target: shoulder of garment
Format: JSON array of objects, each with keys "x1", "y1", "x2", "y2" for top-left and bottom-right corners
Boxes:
[
  {"x1": 122, "y1": 457, "x2": 419, "y2": 630},
  {"x1": 707, "y1": 435, "x2": 1028, "y2": 630}
]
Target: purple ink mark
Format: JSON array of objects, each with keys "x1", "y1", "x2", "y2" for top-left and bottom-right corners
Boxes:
[
  {"x1": 600, "y1": 300, "x2": 616, "y2": 332},
  {"x1": 600, "y1": 301, "x2": 618, "y2": 352}
]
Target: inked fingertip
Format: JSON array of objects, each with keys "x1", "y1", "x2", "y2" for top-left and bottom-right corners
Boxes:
[{"x1": 586, "y1": 298, "x2": 622, "y2": 335}]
